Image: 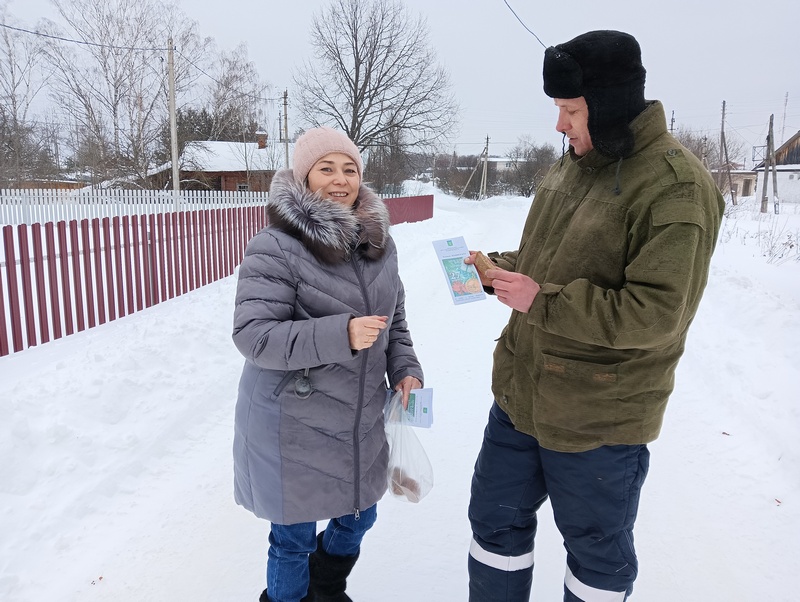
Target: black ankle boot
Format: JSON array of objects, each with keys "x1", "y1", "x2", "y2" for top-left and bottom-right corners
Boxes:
[
  {"x1": 260, "y1": 586, "x2": 315, "y2": 602},
  {"x1": 307, "y1": 532, "x2": 359, "y2": 602}
]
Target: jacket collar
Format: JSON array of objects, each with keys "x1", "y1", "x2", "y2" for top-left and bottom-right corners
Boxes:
[
  {"x1": 267, "y1": 168, "x2": 390, "y2": 264},
  {"x1": 572, "y1": 100, "x2": 667, "y2": 170}
]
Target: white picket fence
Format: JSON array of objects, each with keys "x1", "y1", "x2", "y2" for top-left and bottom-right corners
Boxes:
[{"x1": 0, "y1": 188, "x2": 269, "y2": 226}]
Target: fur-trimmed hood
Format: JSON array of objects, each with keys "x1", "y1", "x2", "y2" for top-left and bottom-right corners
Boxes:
[{"x1": 267, "y1": 168, "x2": 390, "y2": 264}]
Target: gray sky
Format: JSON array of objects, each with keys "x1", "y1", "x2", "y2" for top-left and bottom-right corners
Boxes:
[{"x1": 8, "y1": 0, "x2": 800, "y2": 163}]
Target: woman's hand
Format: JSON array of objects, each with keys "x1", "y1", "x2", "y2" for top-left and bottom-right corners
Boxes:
[
  {"x1": 395, "y1": 376, "x2": 422, "y2": 409},
  {"x1": 348, "y1": 315, "x2": 388, "y2": 350}
]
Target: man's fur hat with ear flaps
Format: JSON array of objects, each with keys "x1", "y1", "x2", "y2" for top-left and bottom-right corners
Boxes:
[{"x1": 543, "y1": 30, "x2": 646, "y2": 159}]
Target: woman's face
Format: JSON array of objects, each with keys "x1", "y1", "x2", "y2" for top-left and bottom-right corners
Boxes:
[{"x1": 306, "y1": 152, "x2": 360, "y2": 207}]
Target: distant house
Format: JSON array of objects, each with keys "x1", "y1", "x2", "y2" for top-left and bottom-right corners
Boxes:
[
  {"x1": 487, "y1": 157, "x2": 519, "y2": 172},
  {"x1": 711, "y1": 168, "x2": 757, "y2": 200},
  {"x1": 149, "y1": 134, "x2": 290, "y2": 192},
  {"x1": 754, "y1": 130, "x2": 800, "y2": 203},
  {"x1": 8, "y1": 179, "x2": 87, "y2": 191}
]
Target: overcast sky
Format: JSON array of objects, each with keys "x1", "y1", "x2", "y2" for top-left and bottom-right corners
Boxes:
[{"x1": 7, "y1": 0, "x2": 799, "y2": 162}]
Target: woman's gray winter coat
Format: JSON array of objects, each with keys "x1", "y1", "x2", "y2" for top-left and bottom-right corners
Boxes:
[{"x1": 232, "y1": 169, "x2": 423, "y2": 525}]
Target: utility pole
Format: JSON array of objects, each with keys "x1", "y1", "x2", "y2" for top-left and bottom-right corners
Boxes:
[
  {"x1": 760, "y1": 115, "x2": 775, "y2": 213},
  {"x1": 722, "y1": 132, "x2": 736, "y2": 205},
  {"x1": 670, "y1": 110, "x2": 675, "y2": 134},
  {"x1": 479, "y1": 135, "x2": 489, "y2": 200},
  {"x1": 781, "y1": 92, "x2": 789, "y2": 144},
  {"x1": 458, "y1": 139, "x2": 489, "y2": 200},
  {"x1": 168, "y1": 37, "x2": 180, "y2": 211},
  {"x1": 769, "y1": 116, "x2": 780, "y2": 214},
  {"x1": 718, "y1": 101, "x2": 736, "y2": 205},
  {"x1": 283, "y1": 90, "x2": 290, "y2": 168},
  {"x1": 718, "y1": 101, "x2": 726, "y2": 189},
  {"x1": 700, "y1": 136, "x2": 710, "y2": 171}
]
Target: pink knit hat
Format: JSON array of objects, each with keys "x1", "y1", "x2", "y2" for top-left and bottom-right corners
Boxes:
[{"x1": 292, "y1": 127, "x2": 363, "y2": 185}]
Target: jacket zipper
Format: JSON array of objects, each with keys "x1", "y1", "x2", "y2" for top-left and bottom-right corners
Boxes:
[{"x1": 350, "y1": 251, "x2": 371, "y2": 519}]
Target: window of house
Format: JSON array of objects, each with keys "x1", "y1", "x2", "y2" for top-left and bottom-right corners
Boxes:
[{"x1": 237, "y1": 183, "x2": 250, "y2": 191}]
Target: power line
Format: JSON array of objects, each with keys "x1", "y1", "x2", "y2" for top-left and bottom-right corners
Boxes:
[
  {"x1": 501, "y1": 0, "x2": 547, "y2": 49},
  {"x1": 176, "y1": 49, "x2": 282, "y2": 106},
  {"x1": 2, "y1": 21, "x2": 280, "y2": 108},
  {"x1": 0, "y1": 21, "x2": 168, "y2": 52}
]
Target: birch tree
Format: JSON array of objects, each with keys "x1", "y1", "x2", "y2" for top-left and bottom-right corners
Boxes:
[
  {"x1": 0, "y1": 3, "x2": 52, "y2": 186},
  {"x1": 40, "y1": 0, "x2": 211, "y2": 185}
]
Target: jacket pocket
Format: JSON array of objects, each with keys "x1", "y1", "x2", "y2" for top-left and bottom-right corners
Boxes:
[{"x1": 536, "y1": 352, "x2": 621, "y2": 435}]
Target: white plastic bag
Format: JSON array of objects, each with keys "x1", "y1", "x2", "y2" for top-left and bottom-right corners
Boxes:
[{"x1": 384, "y1": 391, "x2": 434, "y2": 503}]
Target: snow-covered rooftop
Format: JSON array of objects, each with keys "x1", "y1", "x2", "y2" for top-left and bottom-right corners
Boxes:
[{"x1": 180, "y1": 140, "x2": 291, "y2": 172}]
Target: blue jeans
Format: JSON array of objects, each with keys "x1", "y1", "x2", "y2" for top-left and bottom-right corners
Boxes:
[
  {"x1": 469, "y1": 404, "x2": 650, "y2": 602},
  {"x1": 267, "y1": 504, "x2": 377, "y2": 602}
]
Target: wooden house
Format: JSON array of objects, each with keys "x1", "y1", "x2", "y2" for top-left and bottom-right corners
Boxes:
[
  {"x1": 754, "y1": 130, "x2": 800, "y2": 203},
  {"x1": 149, "y1": 136, "x2": 289, "y2": 192}
]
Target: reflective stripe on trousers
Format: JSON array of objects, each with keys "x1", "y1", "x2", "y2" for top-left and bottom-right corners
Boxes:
[
  {"x1": 468, "y1": 539, "x2": 627, "y2": 602},
  {"x1": 469, "y1": 537, "x2": 534, "y2": 572},
  {"x1": 468, "y1": 403, "x2": 648, "y2": 602},
  {"x1": 565, "y1": 566, "x2": 626, "y2": 602}
]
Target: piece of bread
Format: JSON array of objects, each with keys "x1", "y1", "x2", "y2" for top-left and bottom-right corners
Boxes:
[{"x1": 473, "y1": 251, "x2": 495, "y2": 276}]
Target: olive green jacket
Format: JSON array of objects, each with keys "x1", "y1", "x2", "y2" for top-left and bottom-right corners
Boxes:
[{"x1": 490, "y1": 101, "x2": 725, "y2": 452}]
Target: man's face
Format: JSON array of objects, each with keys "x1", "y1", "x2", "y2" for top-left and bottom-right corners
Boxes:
[{"x1": 554, "y1": 97, "x2": 593, "y2": 157}]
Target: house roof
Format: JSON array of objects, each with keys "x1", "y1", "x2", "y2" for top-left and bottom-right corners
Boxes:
[
  {"x1": 755, "y1": 129, "x2": 800, "y2": 169},
  {"x1": 181, "y1": 140, "x2": 290, "y2": 172},
  {"x1": 753, "y1": 163, "x2": 800, "y2": 172}
]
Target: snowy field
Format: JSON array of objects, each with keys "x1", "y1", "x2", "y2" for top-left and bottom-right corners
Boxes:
[{"x1": 1, "y1": 184, "x2": 799, "y2": 601}]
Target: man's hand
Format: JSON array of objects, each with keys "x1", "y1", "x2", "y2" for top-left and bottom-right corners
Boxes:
[
  {"x1": 487, "y1": 269, "x2": 541, "y2": 313},
  {"x1": 465, "y1": 251, "x2": 494, "y2": 287},
  {"x1": 395, "y1": 376, "x2": 422, "y2": 409}
]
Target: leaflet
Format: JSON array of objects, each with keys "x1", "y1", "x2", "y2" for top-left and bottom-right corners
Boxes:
[
  {"x1": 432, "y1": 236, "x2": 486, "y2": 305},
  {"x1": 385, "y1": 388, "x2": 434, "y2": 428},
  {"x1": 404, "y1": 388, "x2": 433, "y2": 428}
]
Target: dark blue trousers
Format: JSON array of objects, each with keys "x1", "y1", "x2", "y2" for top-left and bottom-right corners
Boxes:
[{"x1": 468, "y1": 403, "x2": 650, "y2": 602}]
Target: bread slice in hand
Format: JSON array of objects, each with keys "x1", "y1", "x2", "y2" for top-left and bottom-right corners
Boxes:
[{"x1": 473, "y1": 251, "x2": 495, "y2": 276}]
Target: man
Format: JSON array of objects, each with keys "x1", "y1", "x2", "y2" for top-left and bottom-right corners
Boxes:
[{"x1": 466, "y1": 30, "x2": 725, "y2": 601}]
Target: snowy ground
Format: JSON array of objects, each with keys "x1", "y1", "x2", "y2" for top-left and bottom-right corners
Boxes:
[{"x1": 1, "y1": 185, "x2": 799, "y2": 601}]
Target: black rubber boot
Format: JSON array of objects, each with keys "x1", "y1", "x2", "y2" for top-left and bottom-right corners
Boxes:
[{"x1": 307, "y1": 532, "x2": 359, "y2": 602}]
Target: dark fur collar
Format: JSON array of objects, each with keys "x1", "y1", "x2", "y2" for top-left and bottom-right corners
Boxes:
[{"x1": 267, "y1": 169, "x2": 389, "y2": 264}]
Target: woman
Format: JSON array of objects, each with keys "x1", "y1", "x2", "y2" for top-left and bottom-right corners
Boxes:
[{"x1": 232, "y1": 127, "x2": 424, "y2": 602}]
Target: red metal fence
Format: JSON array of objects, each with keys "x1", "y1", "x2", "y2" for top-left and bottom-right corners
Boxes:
[
  {"x1": 382, "y1": 195, "x2": 434, "y2": 225},
  {"x1": 1, "y1": 206, "x2": 266, "y2": 357},
  {"x1": 0, "y1": 194, "x2": 433, "y2": 357}
]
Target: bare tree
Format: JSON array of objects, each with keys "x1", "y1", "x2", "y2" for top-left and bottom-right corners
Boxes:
[
  {"x1": 40, "y1": 0, "x2": 211, "y2": 186},
  {"x1": 364, "y1": 123, "x2": 411, "y2": 193},
  {"x1": 206, "y1": 43, "x2": 270, "y2": 142},
  {"x1": 152, "y1": 41, "x2": 273, "y2": 189},
  {"x1": 293, "y1": 0, "x2": 459, "y2": 153},
  {"x1": 674, "y1": 125, "x2": 747, "y2": 197},
  {"x1": 502, "y1": 136, "x2": 557, "y2": 197},
  {"x1": 0, "y1": 3, "x2": 52, "y2": 186},
  {"x1": 674, "y1": 126, "x2": 746, "y2": 171},
  {"x1": 155, "y1": 42, "x2": 271, "y2": 167}
]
